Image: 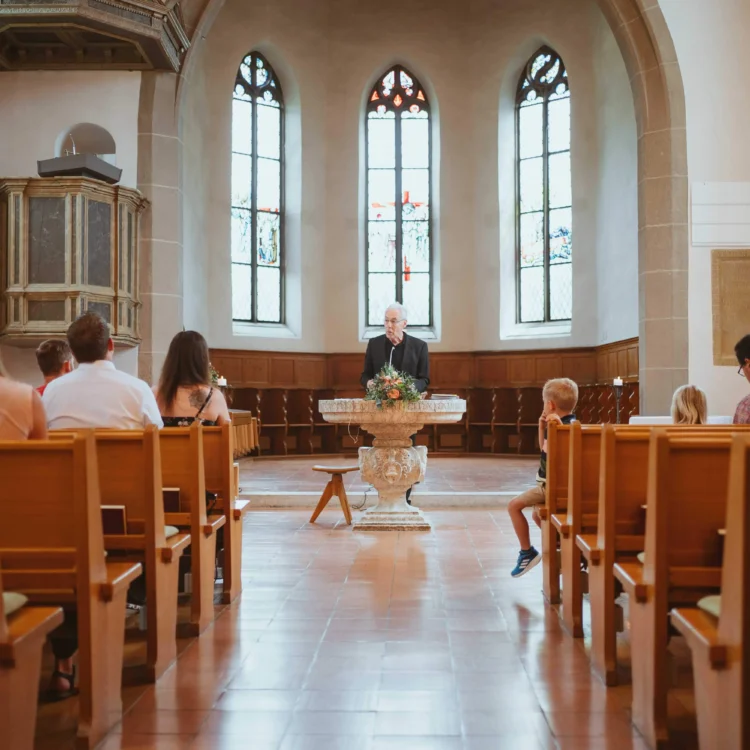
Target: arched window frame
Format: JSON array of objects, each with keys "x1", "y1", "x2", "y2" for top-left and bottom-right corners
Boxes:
[
  {"x1": 365, "y1": 65, "x2": 432, "y2": 328},
  {"x1": 231, "y1": 51, "x2": 285, "y2": 324},
  {"x1": 516, "y1": 46, "x2": 572, "y2": 324}
]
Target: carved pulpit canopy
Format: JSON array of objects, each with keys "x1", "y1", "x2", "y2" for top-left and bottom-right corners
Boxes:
[
  {"x1": 0, "y1": 0, "x2": 189, "y2": 71},
  {"x1": 0, "y1": 176, "x2": 148, "y2": 347}
]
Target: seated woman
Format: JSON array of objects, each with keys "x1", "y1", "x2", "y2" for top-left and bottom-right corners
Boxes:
[
  {"x1": 671, "y1": 384, "x2": 708, "y2": 425},
  {"x1": 0, "y1": 354, "x2": 47, "y2": 440},
  {"x1": 155, "y1": 331, "x2": 231, "y2": 426}
]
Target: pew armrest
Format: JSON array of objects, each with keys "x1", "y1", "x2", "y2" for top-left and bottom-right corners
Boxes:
[
  {"x1": 161, "y1": 533, "x2": 191, "y2": 563},
  {"x1": 204, "y1": 514, "x2": 227, "y2": 537},
  {"x1": 538, "y1": 507, "x2": 548, "y2": 521},
  {"x1": 101, "y1": 562, "x2": 143, "y2": 602},
  {"x1": 232, "y1": 499, "x2": 250, "y2": 521},
  {"x1": 613, "y1": 562, "x2": 647, "y2": 603},
  {"x1": 671, "y1": 608, "x2": 727, "y2": 669},
  {"x1": 576, "y1": 534, "x2": 600, "y2": 565},
  {"x1": 551, "y1": 513, "x2": 570, "y2": 538},
  {"x1": 0, "y1": 606, "x2": 65, "y2": 664}
]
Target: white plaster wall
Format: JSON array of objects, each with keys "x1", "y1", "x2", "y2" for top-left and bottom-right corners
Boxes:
[
  {"x1": 0, "y1": 71, "x2": 141, "y2": 187},
  {"x1": 183, "y1": 0, "x2": 635, "y2": 354},
  {"x1": 659, "y1": 0, "x2": 750, "y2": 415},
  {"x1": 593, "y1": 9, "x2": 638, "y2": 346}
]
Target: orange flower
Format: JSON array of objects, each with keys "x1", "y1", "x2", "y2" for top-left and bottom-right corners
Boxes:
[{"x1": 387, "y1": 388, "x2": 401, "y2": 400}]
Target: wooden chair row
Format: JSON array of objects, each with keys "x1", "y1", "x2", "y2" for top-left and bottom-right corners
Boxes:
[
  {"x1": 541, "y1": 422, "x2": 750, "y2": 749},
  {"x1": 230, "y1": 411, "x2": 259, "y2": 457},
  {"x1": 0, "y1": 422, "x2": 250, "y2": 749}
]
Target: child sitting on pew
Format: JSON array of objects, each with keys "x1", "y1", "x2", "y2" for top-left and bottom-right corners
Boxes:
[
  {"x1": 671, "y1": 384, "x2": 707, "y2": 425},
  {"x1": 507, "y1": 378, "x2": 578, "y2": 578}
]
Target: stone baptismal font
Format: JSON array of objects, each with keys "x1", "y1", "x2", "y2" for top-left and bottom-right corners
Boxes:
[{"x1": 318, "y1": 398, "x2": 467, "y2": 530}]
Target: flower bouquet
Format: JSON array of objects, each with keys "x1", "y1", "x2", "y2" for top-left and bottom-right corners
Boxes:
[{"x1": 365, "y1": 364, "x2": 422, "y2": 407}]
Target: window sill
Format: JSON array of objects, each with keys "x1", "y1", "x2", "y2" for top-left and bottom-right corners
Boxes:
[
  {"x1": 232, "y1": 322, "x2": 298, "y2": 339},
  {"x1": 501, "y1": 321, "x2": 572, "y2": 340},
  {"x1": 361, "y1": 326, "x2": 440, "y2": 342}
]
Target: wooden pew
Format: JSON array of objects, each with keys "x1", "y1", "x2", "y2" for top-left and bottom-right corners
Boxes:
[
  {"x1": 539, "y1": 421, "x2": 571, "y2": 604},
  {"x1": 613, "y1": 432, "x2": 731, "y2": 749},
  {"x1": 0, "y1": 568, "x2": 64, "y2": 750},
  {"x1": 0, "y1": 433, "x2": 142, "y2": 749},
  {"x1": 202, "y1": 425, "x2": 250, "y2": 604},
  {"x1": 561, "y1": 422, "x2": 602, "y2": 637},
  {"x1": 578, "y1": 424, "x2": 750, "y2": 687},
  {"x1": 578, "y1": 424, "x2": 650, "y2": 686},
  {"x1": 671, "y1": 433, "x2": 750, "y2": 750},
  {"x1": 159, "y1": 423, "x2": 226, "y2": 635},
  {"x1": 53, "y1": 428, "x2": 192, "y2": 681}
]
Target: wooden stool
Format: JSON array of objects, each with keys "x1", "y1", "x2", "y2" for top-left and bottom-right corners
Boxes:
[{"x1": 310, "y1": 465, "x2": 358, "y2": 525}]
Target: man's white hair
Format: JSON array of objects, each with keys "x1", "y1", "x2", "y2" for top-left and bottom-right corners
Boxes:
[{"x1": 385, "y1": 302, "x2": 408, "y2": 320}]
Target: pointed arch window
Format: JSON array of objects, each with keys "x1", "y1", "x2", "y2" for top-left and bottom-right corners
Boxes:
[
  {"x1": 366, "y1": 65, "x2": 432, "y2": 327},
  {"x1": 231, "y1": 51, "x2": 284, "y2": 323},
  {"x1": 516, "y1": 47, "x2": 571, "y2": 323}
]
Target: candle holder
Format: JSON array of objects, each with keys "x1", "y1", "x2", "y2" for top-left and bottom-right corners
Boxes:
[{"x1": 612, "y1": 384, "x2": 623, "y2": 424}]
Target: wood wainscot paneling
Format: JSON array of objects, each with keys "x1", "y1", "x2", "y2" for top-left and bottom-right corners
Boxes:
[{"x1": 210, "y1": 338, "x2": 639, "y2": 457}]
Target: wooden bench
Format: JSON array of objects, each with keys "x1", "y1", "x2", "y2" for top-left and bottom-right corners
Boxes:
[
  {"x1": 613, "y1": 432, "x2": 732, "y2": 749},
  {"x1": 160, "y1": 423, "x2": 226, "y2": 635},
  {"x1": 671, "y1": 432, "x2": 750, "y2": 750},
  {"x1": 52, "y1": 427, "x2": 192, "y2": 681},
  {"x1": 579, "y1": 424, "x2": 750, "y2": 687},
  {"x1": 0, "y1": 568, "x2": 64, "y2": 750},
  {"x1": 0, "y1": 433, "x2": 142, "y2": 749},
  {"x1": 560, "y1": 422, "x2": 602, "y2": 637},
  {"x1": 539, "y1": 421, "x2": 571, "y2": 604},
  {"x1": 578, "y1": 424, "x2": 650, "y2": 685},
  {"x1": 202, "y1": 425, "x2": 250, "y2": 604}
]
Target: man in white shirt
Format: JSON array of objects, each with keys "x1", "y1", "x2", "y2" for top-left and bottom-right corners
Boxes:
[
  {"x1": 43, "y1": 311, "x2": 163, "y2": 430},
  {"x1": 41, "y1": 310, "x2": 162, "y2": 701}
]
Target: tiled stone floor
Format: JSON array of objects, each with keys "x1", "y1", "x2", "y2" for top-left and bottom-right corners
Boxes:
[
  {"x1": 37, "y1": 508, "x2": 699, "y2": 749},
  {"x1": 239, "y1": 456, "x2": 538, "y2": 494}
]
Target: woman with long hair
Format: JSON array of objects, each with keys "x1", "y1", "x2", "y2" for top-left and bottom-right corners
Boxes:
[
  {"x1": 671, "y1": 384, "x2": 708, "y2": 425},
  {"x1": 155, "y1": 331, "x2": 230, "y2": 426}
]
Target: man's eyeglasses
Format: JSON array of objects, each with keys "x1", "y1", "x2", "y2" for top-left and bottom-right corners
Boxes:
[
  {"x1": 384, "y1": 318, "x2": 404, "y2": 325},
  {"x1": 739, "y1": 361, "x2": 748, "y2": 375}
]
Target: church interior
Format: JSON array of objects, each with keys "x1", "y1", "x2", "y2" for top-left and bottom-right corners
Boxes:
[{"x1": 1, "y1": 0, "x2": 749, "y2": 747}]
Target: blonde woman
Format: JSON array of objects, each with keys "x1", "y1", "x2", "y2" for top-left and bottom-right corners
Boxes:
[
  {"x1": 671, "y1": 384, "x2": 708, "y2": 425},
  {"x1": 0, "y1": 352, "x2": 47, "y2": 439}
]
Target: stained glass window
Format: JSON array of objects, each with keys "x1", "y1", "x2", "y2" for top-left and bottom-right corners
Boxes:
[
  {"x1": 366, "y1": 66, "x2": 432, "y2": 327},
  {"x1": 516, "y1": 47, "x2": 572, "y2": 323},
  {"x1": 231, "y1": 51, "x2": 284, "y2": 323}
]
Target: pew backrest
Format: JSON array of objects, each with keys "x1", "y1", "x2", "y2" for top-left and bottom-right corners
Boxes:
[
  {"x1": 568, "y1": 423, "x2": 602, "y2": 532},
  {"x1": 0, "y1": 433, "x2": 108, "y2": 603},
  {"x1": 546, "y1": 422, "x2": 571, "y2": 516},
  {"x1": 159, "y1": 422, "x2": 208, "y2": 530},
  {"x1": 719, "y1": 434, "x2": 750, "y2": 644},
  {"x1": 201, "y1": 425, "x2": 234, "y2": 512},
  {"x1": 644, "y1": 432, "x2": 732, "y2": 595}
]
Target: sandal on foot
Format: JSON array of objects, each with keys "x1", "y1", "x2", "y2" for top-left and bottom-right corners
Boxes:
[{"x1": 42, "y1": 667, "x2": 79, "y2": 703}]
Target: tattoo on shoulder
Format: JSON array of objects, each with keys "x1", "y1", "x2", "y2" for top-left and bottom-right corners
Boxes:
[{"x1": 188, "y1": 388, "x2": 206, "y2": 409}]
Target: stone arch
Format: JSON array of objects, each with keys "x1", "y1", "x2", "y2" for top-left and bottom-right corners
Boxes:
[
  {"x1": 592, "y1": 0, "x2": 688, "y2": 413},
  {"x1": 174, "y1": 0, "x2": 687, "y2": 411}
]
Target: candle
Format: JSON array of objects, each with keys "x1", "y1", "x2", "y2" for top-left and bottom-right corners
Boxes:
[
  {"x1": 613, "y1": 377, "x2": 623, "y2": 387},
  {"x1": 217, "y1": 377, "x2": 227, "y2": 387}
]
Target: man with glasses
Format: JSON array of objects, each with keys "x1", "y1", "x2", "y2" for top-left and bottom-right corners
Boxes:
[
  {"x1": 360, "y1": 302, "x2": 430, "y2": 504},
  {"x1": 734, "y1": 334, "x2": 750, "y2": 424}
]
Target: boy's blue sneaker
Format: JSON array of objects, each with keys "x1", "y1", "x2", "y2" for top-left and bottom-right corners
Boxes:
[{"x1": 511, "y1": 546, "x2": 540, "y2": 578}]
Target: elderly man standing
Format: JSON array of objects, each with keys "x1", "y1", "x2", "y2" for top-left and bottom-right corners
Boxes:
[{"x1": 360, "y1": 302, "x2": 430, "y2": 504}]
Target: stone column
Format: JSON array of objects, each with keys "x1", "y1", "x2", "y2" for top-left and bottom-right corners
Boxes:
[
  {"x1": 598, "y1": 0, "x2": 690, "y2": 414},
  {"x1": 137, "y1": 71, "x2": 184, "y2": 384}
]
